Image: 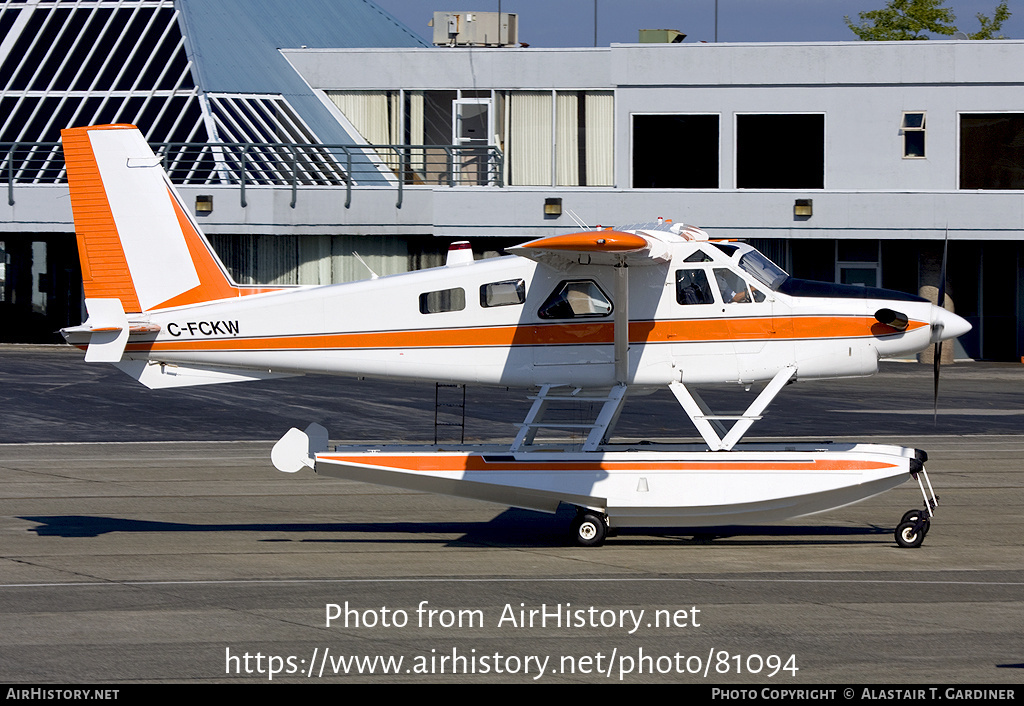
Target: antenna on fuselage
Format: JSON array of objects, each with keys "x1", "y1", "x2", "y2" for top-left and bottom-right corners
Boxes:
[
  {"x1": 566, "y1": 209, "x2": 590, "y2": 230},
  {"x1": 352, "y1": 252, "x2": 379, "y2": 280}
]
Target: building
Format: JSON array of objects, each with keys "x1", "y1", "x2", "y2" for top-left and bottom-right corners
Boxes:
[
  {"x1": 2, "y1": 1, "x2": 1022, "y2": 360},
  {"x1": 0, "y1": 0, "x2": 428, "y2": 340}
]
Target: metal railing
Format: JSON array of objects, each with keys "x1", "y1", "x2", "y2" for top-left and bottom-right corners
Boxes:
[{"x1": 2, "y1": 141, "x2": 505, "y2": 209}]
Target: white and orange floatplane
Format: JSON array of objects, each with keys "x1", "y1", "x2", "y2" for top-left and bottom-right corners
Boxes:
[{"x1": 60, "y1": 124, "x2": 970, "y2": 547}]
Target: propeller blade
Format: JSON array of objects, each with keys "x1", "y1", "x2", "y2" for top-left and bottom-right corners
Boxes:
[
  {"x1": 937, "y1": 229, "x2": 948, "y2": 310},
  {"x1": 932, "y1": 229, "x2": 949, "y2": 424}
]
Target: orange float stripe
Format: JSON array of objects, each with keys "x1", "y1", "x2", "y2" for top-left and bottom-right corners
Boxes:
[
  {"x1": 61, "y1": 126, "x2": 142, "y2": 313},
  {"x1": 320, "y1": 454, "x2": 897, "y2": 473}
]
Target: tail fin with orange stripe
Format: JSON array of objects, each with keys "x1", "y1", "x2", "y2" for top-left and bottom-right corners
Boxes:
[
  {"x1": 61, "y1": 124, "x2": 253, "y2": 314},
  {"x1": 61, "y1": 124, "x2": 278, "y2": 363}
]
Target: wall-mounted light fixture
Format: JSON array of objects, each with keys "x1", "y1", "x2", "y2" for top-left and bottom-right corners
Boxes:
[
  {"x1": 196, "y1": 195, "x2": 213, "y2": 214},
  {"x1": 544, "y1": 197, "x2": 562, "y2": 217},
  {"x1": 794, "y1": 198, "x2": 813, "y2": 217}
]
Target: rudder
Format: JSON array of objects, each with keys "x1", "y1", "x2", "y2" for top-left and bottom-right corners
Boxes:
[{"x1": 62, "y1": 124, "x2": 240, "y2": 312}]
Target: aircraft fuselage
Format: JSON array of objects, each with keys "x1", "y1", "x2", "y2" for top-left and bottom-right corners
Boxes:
[{"x1": 93, "y1": 237, "x2": 957, "y2": 390}]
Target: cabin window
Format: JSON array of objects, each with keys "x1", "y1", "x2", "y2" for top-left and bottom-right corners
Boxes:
[
  {"x1": 675, "y1": 269, "x2": 715, "y2": 305},
  {"x1": 419, "y1": 287, "x2": 466, "y2": 314},
  {"x1": 683, "y1": 249, "x2": 713, "y2": 263},
  {"x1": 538, "y1": 280, "x2": 612, "y2": 319},
  {"x1": 736, "y1": 114, "x2": 824, "y2": 189},
  {"x1": 480, "y1": 279, "x2": 525, "y2": 307}
]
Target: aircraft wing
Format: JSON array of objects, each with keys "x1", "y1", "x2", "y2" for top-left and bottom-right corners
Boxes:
[{"x1": 507, "y1": 231, "x2": 672, "y2": 268}]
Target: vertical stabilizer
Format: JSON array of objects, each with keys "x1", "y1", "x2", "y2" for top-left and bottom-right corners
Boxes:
[{"x1": 62, "y1": 124, "x2": 242, "y2": 312}]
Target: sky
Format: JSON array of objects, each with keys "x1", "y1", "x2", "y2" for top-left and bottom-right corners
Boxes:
[{"x1": 373, "y1": 0, "x2": 1023, "y2": 46}]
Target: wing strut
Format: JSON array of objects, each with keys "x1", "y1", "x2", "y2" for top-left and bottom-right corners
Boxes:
[
  {"x1": 669, "y1": 366, "x2": 796, "y2": 451},
  {"x1": 614, "y1": 259, "x2": 629, "y2": 384}
]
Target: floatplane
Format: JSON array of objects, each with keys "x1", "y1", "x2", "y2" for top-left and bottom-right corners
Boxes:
[{"x1": 59, "y1": 124, "x2": 971, "y2": 547}]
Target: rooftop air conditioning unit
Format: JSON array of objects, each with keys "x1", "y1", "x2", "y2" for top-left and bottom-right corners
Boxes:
[{"x1": 431, "y1": 11, "x2": 518, "y2": 47}]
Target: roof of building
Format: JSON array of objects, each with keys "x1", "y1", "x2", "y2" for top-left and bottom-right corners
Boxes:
[
  {"x1": 178, "y1": 0, "x2": 429, "y2": 144},
  {"x1": 179, "y1": 0, "x2": 428, "y2": 94}
]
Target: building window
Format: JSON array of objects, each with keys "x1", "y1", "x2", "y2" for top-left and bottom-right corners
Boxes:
[
  {"x1": 960, "y1": 113, "x2": 1024, "y2": 190},
  {"x1": 901, "y1": 112, "x2": 926, "y2": 158},
  {"x1": 632, "y1": 114, "x2": 718, "y2": 188},
  {"x1": 835, "y1": 240, "x2": 880, "y2": 288},
  {"x1": 736, "y1": 114, "x2": 824, "y2": 189},
  {"x1": 506, "y1": 91, "x2": 614, "y2": 187}
]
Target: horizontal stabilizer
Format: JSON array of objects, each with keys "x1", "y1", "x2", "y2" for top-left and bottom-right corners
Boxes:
[
  {"x1": 113, "y1": 360, "x2": 300, "y2": 389},
  {"x1": 82, "y1": 298, "x2": 129, "y2": 363}
]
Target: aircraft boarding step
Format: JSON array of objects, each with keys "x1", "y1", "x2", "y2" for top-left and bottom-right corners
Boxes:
[
  {"x1": 434, "y1": 383, "x2": 466, "y2": 444},
  {"x1": 511, "y1": 384, "x2": 627, "y2": 452}
]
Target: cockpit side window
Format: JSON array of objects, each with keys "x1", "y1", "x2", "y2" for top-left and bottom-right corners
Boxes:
[
  {"x1": 676, "y1": 269, "x2": 715, "y2": 305},
  {"x1": 538, "y1": 280, "x2": 613, "y2": 319},
  {"x1": 714, "y1": 268, "x2": 752, "y2": 304}
]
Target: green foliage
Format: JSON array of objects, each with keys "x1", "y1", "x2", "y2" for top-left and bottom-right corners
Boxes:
[
  {"x1": 969, "y1": 1, "x2": 1011, "y2": 39},
  {"x1": 845, "y1": 0, "x2": 1011, "y2": 41}
]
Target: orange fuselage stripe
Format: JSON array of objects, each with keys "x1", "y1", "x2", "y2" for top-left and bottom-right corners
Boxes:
[{"x1": 123, "y1": 316, "x2": 927, "y2": 353}]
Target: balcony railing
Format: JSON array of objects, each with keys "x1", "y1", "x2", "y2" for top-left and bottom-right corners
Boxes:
[{"x1": 2, "y1": 141, "x2": 505, "y2": 209}]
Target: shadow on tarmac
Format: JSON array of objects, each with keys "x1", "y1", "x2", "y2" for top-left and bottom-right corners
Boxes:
[{"x1": 20, "y1": 506, "x2": 894, "y2": 547}]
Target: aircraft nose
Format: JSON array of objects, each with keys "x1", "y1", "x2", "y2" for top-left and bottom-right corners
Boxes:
[{"x1": 931, "y1": 306, "x2": 972, "y2": 342}]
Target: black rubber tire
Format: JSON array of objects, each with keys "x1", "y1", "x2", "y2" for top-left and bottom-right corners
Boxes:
[
  {"x1": 901, "y1": 509, "x2": 923, "y2": 524},
  {"x1": 895, "y1": 520, "x2": 925, "y2": 548},
  {"x1": 572, "y1": 512, "x2": 607, "y2": 547},
  {"x1": 900, "y1": 510, "x2": 931, "y2": 537}
]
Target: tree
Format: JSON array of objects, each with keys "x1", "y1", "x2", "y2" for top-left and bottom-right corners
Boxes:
[
  {"x1": 845, "y1": 0, "x2": 1011, "y2": 41},
  {"x1": 968, "y1": 1, "x2": 1012, "y2": 39}
]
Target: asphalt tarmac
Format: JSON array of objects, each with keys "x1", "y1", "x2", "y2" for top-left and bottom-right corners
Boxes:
[{"x1": 1, "y1": 347, "x2": 1022, "y2": 684}]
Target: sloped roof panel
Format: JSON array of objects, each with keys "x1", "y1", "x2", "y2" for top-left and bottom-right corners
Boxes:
[
  {"x1": 177, "y1": 0, "x2": 430, "y2": 167},
  {"x1": 178, "y1": 0, "x2": 427, "y2": 95}
]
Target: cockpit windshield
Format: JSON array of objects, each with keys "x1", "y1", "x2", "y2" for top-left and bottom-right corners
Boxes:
[{"x1": 738, "y1": 250, "x2": 789, "y2": 291}]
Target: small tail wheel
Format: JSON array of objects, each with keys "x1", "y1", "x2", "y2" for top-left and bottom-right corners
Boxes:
[
  {"x1": 895, "y1": 520, "x2": 926, "y2": 548},
  {"x1": 571, "y1": 511, "x2": 608, "y2": 547}
]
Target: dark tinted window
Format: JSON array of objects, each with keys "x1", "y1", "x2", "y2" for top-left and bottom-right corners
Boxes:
[
  {"x1": 420, "y1": 288, "x2": 466, "y2": 314},
  {"x1": 736, "y1": 114, "x2": 824, "y2": 189},
  {"x1": 633, "y1": 114, "x2": 719, "y2": 188},
  {"x1": 960, "y1": 113, "x2": 1024, "y2": 189}
]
